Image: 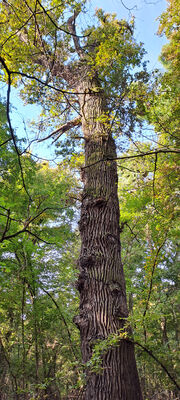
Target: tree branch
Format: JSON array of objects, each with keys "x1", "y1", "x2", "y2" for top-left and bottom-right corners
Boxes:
[
  {"x1": 0, "y1": 137, "x2": 12, "y2": 147},
  {"x1": 38, "y1": 116, "x2": 81, "y2": 142},
  {"x1": 0, "y1": 227, "x2": 55, "y2": 245},
  {"x1": 24, "y1": 0, "x2": 51, "y2": 65},
  {"x1": 67, "y1": 11, "x2": 84, "y2": 58},
  {"x1": 40, "y1": 285, "x2": 78, "y2": 360},
  {"x1": 82, "y1": 149, "x2": 180, "y2": 169},
  {"x1": 143, "y1": 237, "x2": 167, "y2": 318},
  {"x1": 36, "y1": 0, "x2": 87, "y2": 39},
  {"x1": 2, "y1": 14, "x2": 33, "y2": 47},
  {"x1": 130, "y1": 340, "x2": 180, "y2": 391},
  {"x1": 0, "y1": 56, "x2": 31, "y2": 200},
  {"x1": 125, "y1": 222, "x2": 141, "y2": 244},
  {"x1": 9, "y1": 68, "x2": 85, "y2": 95},
  {"x1": 1, "y1": 208, "x2": 11, "y2": 241},
  {"x1": 119, "y1": 0, "x2": 137, "y2": 12}
]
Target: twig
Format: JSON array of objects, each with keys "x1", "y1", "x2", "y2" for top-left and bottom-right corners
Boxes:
[
  {"x1": 119, "y1": 0, "x2": 137, "y2": 12},
  {"x1": 125, "y1": 222, "x2": 141, "y2": 244}
]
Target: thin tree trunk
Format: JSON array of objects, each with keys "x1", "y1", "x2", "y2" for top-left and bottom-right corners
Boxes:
[
  {"x1": 75, "y1": 78, "x2": 143, "y2": 399},
  {"x1": 21, "y1": 278, "x2": 26, "y2": 391},
  {"x1": 32, "y1": 295, "x2": 39, "y2": 394}
]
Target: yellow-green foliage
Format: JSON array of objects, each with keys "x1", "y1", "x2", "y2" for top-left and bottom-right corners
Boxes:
[{"x1": 83, "y1": 9, "x2": 144, "y2": 84}]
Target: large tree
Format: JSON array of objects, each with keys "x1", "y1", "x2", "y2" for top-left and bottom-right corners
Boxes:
[{"x1": 1, "y1": 0, "x2": 177, "y2": 398}]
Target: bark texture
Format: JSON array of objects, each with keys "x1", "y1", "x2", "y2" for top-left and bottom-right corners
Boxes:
[{"x1": 75, "y1": 78, "x2": 143, "y2": 400}]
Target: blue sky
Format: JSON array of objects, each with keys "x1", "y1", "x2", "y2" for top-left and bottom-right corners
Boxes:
[{"x1": 1, "y1": 0, "x2": 167, "y2": 160}]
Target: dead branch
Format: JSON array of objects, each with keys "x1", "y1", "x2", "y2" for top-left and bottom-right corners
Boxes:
[{"x1": 38, "y1": 116, "x2": 81, "y2": 142}]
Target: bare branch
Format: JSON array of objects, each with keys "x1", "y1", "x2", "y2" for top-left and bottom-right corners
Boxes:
[
  {"x1": 36, "y1": 0, "x2": 87, "y2": 39},
  {"x1": 119, "y1": 0, "x2": 137, "y2": 12},
  {"x1": 0, "y1": 56, "x2": 32, "y2": 200},
  {"x1": 129, "y1": 340, "x2": 180, "y2": 391},
  {"x1": 0, "y1": 227, "x2": 56, "y2": 245},
  {"x1": 67, "y1": 11, "x2": 84, "y2": 58},
  {"x1": 38, "y1": 116, "x2": 81, "y2": 142},
  {"x1": 9, "y1": 68, "x2": 85, "y2": 95},
  {"x1": 0, "y1": 137, "x2": 12, "y2": 147},
  {"x1": 82, "y1": 149, "x2": 180, "y2": 169},
  {"x1": 1, "y1": 14, "x2": 33, "y2": 47},
  {"x1": 40, "y1": 285, "x2": 78, "y2": 360},
  {"x1": 143, "y1": 236, "x2": 167, "y2": 318}
]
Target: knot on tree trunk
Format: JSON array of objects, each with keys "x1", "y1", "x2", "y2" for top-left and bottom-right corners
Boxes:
[
  {"x1": 90, "y1": 197, "x2": 107, "y2": 208},
  {"x1": 79, "y1": 254, "x2": 96, "y2": 269},
  {"x1": 78, "y1": 213, "x2": 89, "y2": 232},
  {"x1": 75, "y1": 271, "x2": 88, "y2": 292},
  {"x1": 73, "y1": 311, "x2": 90, "y2": 331}
]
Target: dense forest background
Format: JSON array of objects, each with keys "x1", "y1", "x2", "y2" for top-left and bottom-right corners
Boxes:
[{"x1": 0, "y1": 0, "x2": 179, "y2": 399}]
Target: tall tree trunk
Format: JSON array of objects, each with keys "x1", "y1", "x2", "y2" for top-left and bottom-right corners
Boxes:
[{"x1": 74, "y1": 78, "x2": 143, "y2": 399}]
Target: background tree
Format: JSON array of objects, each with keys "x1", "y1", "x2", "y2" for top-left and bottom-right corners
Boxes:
[
  {"x1": 115, "y1": 0, "x2": 180, "y2": 396},
  {"x1": 118, "y1": 145, "x2": 179, "y2": 399},
  {"x1": 0, "y1": 99, "x2": 82, "y2": 399}
]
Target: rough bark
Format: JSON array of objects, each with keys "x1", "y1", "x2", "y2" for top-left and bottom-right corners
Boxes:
[{"x1": 74, "y1": 77, "x2": 143, "y2": 399}]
